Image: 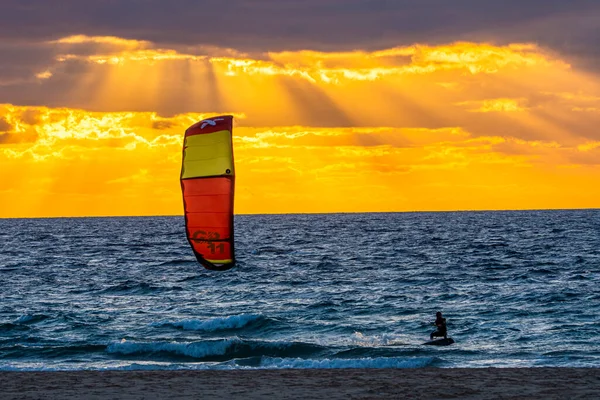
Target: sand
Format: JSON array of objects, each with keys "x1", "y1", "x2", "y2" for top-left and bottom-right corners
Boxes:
[{"x1": 1, "y1": 368, "x2": 599, "y2": 399}]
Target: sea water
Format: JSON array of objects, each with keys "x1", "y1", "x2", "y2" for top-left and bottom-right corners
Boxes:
[{"x1": 1, "y1": 210, "x2": 599, "y2": 371}]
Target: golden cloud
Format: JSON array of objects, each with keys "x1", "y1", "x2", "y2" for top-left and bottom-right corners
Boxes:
[{"x1": 1, "y1": 36, "x2": 599, "y2": 216}]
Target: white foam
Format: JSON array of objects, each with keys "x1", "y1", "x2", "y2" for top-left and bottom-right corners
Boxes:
[
  {"x1": 106, "y1": 338, "x2": 242, "y2": 358},
  {"x1": 0, "y1": 362, "x2": 237, "y2": 372},
  {"x1": 0, "y1": 357, "x2": 435, "y2": 371},
  {"x1": 14, "y1": 315, "x2": 38, "y2": 324},
  {"x1": 312, "y1": 331, "x2": 412, "y2": 347},
  {"x1": 347, "y1": 331, "x2": 409, "y2": 346},
  {"x1": 258, "y1": 356, "x2": 435, "y2": 369},
  {"x1": 152, "y1": 314, "x2": 264, "y2": 332}
]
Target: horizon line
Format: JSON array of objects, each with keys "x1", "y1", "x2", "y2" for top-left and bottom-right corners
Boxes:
[{"x1": 1, "y1": 206, "x2": 599, "y2": 220}]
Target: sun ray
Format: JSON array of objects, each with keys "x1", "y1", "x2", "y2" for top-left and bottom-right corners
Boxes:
[{"x1": 1, "y1": 38, "x2": 600, "y2": 217}]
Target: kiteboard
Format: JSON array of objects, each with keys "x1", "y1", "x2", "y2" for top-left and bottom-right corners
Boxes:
[{"x1": 423, "y1": 337, "x2": 455, "y2": 346}]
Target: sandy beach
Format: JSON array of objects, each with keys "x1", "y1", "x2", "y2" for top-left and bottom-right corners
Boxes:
[{"x1": 1, "y1": 368, "x2": 599, "y2": 399}]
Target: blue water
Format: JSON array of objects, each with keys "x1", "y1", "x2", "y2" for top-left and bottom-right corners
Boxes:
[{"x1": 1, "y1": 210, "x2": 599, "y2": 371}]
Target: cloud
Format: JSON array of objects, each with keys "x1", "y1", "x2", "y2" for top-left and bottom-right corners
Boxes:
[
  {"x1": 1, "y1": 1, "x2": 599, "y2": 59},
  {"x1": 0, "y1": 132, "x2": 39, "y2": 144},
  {"x1": 1, "y1": 103, "x2": 599, "y2": 217},
  {"x1": 1, "y1": 2, "x2": 600, "y2": 216},
  {"x1": 455, "y1": 98, "x2": 529, "y2": 113},
  {"x1": 0, "y1": 38, "x2": 576, "y2": 126},
  {"x1": 1, "y1": 33, "x2": 599, "y2": 144},
  {"x1": 0, "y1": 117, "x2": 12, "y2": 132}
]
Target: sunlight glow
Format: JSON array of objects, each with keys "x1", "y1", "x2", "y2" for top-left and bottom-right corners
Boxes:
[{"x1": 1, "y1": 37, "x2": 599, "y2": 217}]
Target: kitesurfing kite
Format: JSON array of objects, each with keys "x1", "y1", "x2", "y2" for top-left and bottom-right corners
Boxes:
[{"x1": 180, "y1": 115, "x2": 236, "y2": 271}]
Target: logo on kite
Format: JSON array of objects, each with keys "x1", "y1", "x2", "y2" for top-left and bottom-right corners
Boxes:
[
  {"x1": 200, "y1": 118, "x2": 225, "y2": 129},
  {"x1": 191, "y1": 230, "x2": 220, "y2": 243}
]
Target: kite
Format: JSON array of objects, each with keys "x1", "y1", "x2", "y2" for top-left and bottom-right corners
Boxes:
[{"x1": 180, "y1": 115, "x2": 236, "y2": 271}]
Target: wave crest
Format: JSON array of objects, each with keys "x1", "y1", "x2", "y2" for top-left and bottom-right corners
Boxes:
[
  {"x1": 151, "y1": 314, "x2": 271, "y2": 333},
  {"x1": 260, "y1": 356, "x2": 437, "y2": 369},
  {"x1": 106, "y1": 338, "x2": 325, "y2": 361}
]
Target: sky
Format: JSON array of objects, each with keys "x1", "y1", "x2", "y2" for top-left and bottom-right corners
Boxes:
[{"x1": 1, "y1": 0, "x2": 600, "y2": 217}]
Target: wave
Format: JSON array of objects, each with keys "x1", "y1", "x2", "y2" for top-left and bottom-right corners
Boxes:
[
  {"x1": 158, "y1": 259, "x2": 196, "y2": 267},
  {"x1": 0, "y1": 323, "x2": 30, "y2": 332},
  {"x1": 106, "y1": 338, "x2": 325, "y2": 361},
  {"x1": 99, "y1": 281, "x2": 184, "y2": 294},
  {"x1": 327, "y1": 332, "x2": 409, "y2": 348},
  {"x1": 13, "y1": 314, "x2": 50, "y2": 325},
  {"x1": 259, "y1": 356, "x2": 437, "y2": 369},
  {"x1": 0, "y1": 313, "x2": 52, "y2": 333},
  {"x1": 252, "y1": 246, "x2": 292, "y2": 255},
  {"x1": 107, "y1": 339, "x2": 238, "y2": 360},
  {"x1": 0, "y1": 314, "x2": 62, "y2": 333},
  {"x1": 151, "y1": 314, "x2": 272, "y2": 333},
  {"x1": 0, "y1": 356, "x2": 437, "y2": 371},
  {"x1": 176, "y1": 275, "x2": 200, "y2": 282},
  {"x1": 0, "y1": 362, "x2": 233, "y2": 372},
  {"x1": 1, "y1": 344, "x2": 107, "y2": 359}
]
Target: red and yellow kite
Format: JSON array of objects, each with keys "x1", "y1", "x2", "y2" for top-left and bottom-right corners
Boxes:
[{"x1": 180, "y1": 115, "x2": 236, "y2": 271}]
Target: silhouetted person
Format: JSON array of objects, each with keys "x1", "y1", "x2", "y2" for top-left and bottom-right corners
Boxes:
[{"x1": 430, "y1": 311, "x2": 447, "y2": 340}]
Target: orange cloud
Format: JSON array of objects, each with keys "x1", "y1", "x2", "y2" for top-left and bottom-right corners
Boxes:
[
  {"x1": 456, "y1": 98, "x2": 528, "y2": 113},
  {"x1": 1, "y1": 37, "x2": 599, "y2": 217}
]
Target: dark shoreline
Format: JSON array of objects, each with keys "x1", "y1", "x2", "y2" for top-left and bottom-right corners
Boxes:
[{"x1": 2, "y1": 368, "x2": 600, "y2": 399}]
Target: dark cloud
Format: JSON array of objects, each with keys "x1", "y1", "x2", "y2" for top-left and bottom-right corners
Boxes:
[
  {"x1": 567, "y1": 148, "x2": 600, "y2": 165},
  {"x1": 0, "y1": 117, "x2": 12, "y2": 132},
  {"x1": 151, "y1": 120, "x2": 176, "y2": 130},
  {"x1": 0, "y1": 41, "x2": 56, "y2": 84},
  {"x1": 0, "y1": 0, "x2": 598, "y2": 61},
  {"x1": 0, "y1": 0, "x2": 599, "y2": 140},
  {"x1": 0, "y1": 131, "x2": 38, "y2": 144},
  {"x1": 20, "y1": 108, "x2": 43, "y2": 125}
]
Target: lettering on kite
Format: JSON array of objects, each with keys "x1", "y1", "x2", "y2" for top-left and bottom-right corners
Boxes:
[
  {"x1": 191, "y1": 230, "x2": 221, "y2": 243},
  {"x1": 206, "y1": 242, "x2": 226, "y2": 254}
]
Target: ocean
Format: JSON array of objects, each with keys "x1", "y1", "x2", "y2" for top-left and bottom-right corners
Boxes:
[{"x1": 1, "y1": 210, "x2": 599, "y2": 371}]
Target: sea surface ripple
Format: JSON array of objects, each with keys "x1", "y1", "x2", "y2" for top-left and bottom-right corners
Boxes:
[{"x1": 1, "y1": 210, "x2": 599, "y2": 370}]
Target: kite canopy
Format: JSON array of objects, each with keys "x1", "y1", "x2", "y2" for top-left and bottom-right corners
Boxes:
[{"x1": 180, "y1": 115, "x2": 235, "y2": 271}]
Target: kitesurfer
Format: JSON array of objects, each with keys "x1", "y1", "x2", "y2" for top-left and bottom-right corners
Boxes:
[{"x1": 430, "y1": 311, "x2": 447, "y2": 340}]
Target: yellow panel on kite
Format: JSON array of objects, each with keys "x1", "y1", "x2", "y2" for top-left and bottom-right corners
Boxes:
[
  {"x1": 181, "y1": 130, "x2": 234, "y2": 179},
  {"x1": 206, "y1": 259, "x2": 233, "y2": 264}
]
